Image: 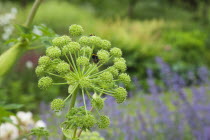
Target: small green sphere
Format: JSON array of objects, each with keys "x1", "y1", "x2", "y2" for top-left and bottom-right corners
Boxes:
[
  {"x1": 97, "y1": 115, "x2": 110, "y2": 129},
  {"x1": 83, "y1": 115, "x2": 96, "y2": 128},
  {"x1": 110, "y1": 47, "x2": 122, "y2": 57},
  {"x1": 52, "y1": 35, "x2": 71, "y2": 47},
  {"x1": 69, "y1": 24, "x2": 84, "y2": 36},
  {"x1": 101, "y1": 40, "x2": 111, "y2": 50},
  {"x1": 68, "y1": 42, "x2": 81, "y2": 53},
  {"x1": 38, "y1": 56, "x2": 51, "y2": 66},
  {"x1": 51, "y1": 98, "x2": 65, "y2": 112},
  {"x1": 46, "y1": 46, "x2": 61, "y2": 58},
  {"x1": 119, "y1": 73, "x2": 131, "y2": 85},
  {"x1": 38, "y1": 76, "x2": 53, "y2": 90},
  {"x1": 114, "y1": 61, "x2": 127, "y2": 72},
  {"x1": 99, "y1": 72, "x2": 113, "y2": 83},
  {"x1": 76, "y1": 56, "x2": 89, "y2": 66},
  {"x1": 79, "y1": 36, "x2": 90, "y2": 46},
  {"x1": 35, "y1": 65, "x2": 45, "y2": 77},
  {"x1": 97, "y1": 50, "x2": 110, "y2": 63},
  {"x1": 89, "y1": 36, "x2": 102, "y2": 47},
  {"x1": 114, "y1": 87, "x2": 127, "y2": 103},
  {"x1": 56, "y1": 62, "x2": 70, "y2": 74}
]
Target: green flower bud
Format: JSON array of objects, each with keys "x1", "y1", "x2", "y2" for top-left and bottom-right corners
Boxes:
[
  {"x1": 119, "y1": 73, "x2": 131, "y2": 85},
  {"x1": 89, "y1": 36, "x2": 102, "y2": 47},
  {"x1": 76, "y1": 56, "x2": 89, "y2": 66},
  {"x1": 46, "y1": 46, "x2": 61, "y2": 58},
  {"x1": 101, "y1": 40, "x2": 111, "y2": 50},
  {"x1": 114, "y1": 87, "x2": 127, "y2": 103},
  {"x1": 91, "y1": 94, "x2": 105, "y2": 110},
  {"x1": 79, "y1": 77, "x2": 91, "y2": 88},
  {"x1": 110, "y1": 47, "x2": 122, "y2": 57},
  {"x1": 67, "y1": 42, "x2": 81, "y2": 53},
  {"x1": 79, "y1": 36, "x2": 90, "y2": 46},
  {"x1": 106, "y1": 66, "x2": 119, "y2": 77},
  {"x1": 62, "y1": 45, "x2": 70, "y2": 55},
  {"x1": 52, "y1": 35, "x2": 71, "y2": 47},
  {"x1": 99, "y1": 72, "x2": 113, "y2": 83},
  {"x1": 83, "y1": 115, "x2": 96, "y2": 128},
  {"x1": 38, "y1": 56, "x2": 51, "y2": 66},
  {"x1": 50, "y1": 98, "x2": 65, "y2": 112},
  {"x1": 30, "y1": 127, "x2": 49, "y2": 137},
  {"x1": 35, "y1": 65, "x2": 45, "y2": 77},
  {"x1": 45, "y1": 58, "x2": 62, "y2": 73},
  {"x1": 97, "y1": 115, "x2": 110, "y2": 129},
  {"x1": 56, "y1": 62, "x2": 70, "y2": 74},
  {"x1": 69, "y1": 24, "x2": 84, "y2": 36},
  {"x1": 97, "y1": 50, "x2": 110, "y2": 63},
  {"x1": 38, "y1": 76, "x2": 53, "y2": 90},
  {"x1": 113, "y1": 57, "x2": 126, "y2": 63},
  {"x1": 80, "y1": 46, "x2": 92, "y2": 56},
  {"x1": 114, "y1": 61, "x2": 127, "y2": 72}
]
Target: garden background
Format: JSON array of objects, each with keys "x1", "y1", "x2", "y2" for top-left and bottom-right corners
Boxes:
[{"x1": 0, "y1": 0, "x2": 210, "y2": 139}]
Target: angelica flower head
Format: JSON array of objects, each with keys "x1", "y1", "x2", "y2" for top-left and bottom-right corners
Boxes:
[{"x1": 35, "y1": 24, "x2": 130, "y2": 135}]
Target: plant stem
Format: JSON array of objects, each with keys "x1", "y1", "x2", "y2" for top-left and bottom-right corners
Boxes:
[
  {"x1": 69, "y1": 87, "x2": 78, "y2": 110},
  {"x1": 25, "y1": 0, "x2": 44, "y2": 27},
  {"x1": 73, "y1": 128, "x2": 77, "y2": 138},
  {"x1": 62, "y1": 86, "x2": 79, "y2": 140}
]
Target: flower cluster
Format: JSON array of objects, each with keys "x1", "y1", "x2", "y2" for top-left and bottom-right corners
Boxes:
[
  {"x1": 30, "y1": 127, "x2": 49, "y2": 137},
  {"x1": 35, "y1": 24, "x2": 130, "y2": 138},
  {"x1": 62, "y1": 106, "x2": 96, "y2": 130}
]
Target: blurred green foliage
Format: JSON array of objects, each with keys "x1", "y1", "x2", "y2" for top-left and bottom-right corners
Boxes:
[
  {"x1": 0, "y1": 101, "x2": 23, "y2": 124},
  {"x1": 0, "y1": 0, "x2": 210, "y2": 112}
]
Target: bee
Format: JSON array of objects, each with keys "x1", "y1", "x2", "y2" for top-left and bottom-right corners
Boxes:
[
  {"x1": 90, "y1": 34, "x2": 95, "y2": 36},
  {"x1": 92, "y1": 54, "x2": 100, "y2": 63}
]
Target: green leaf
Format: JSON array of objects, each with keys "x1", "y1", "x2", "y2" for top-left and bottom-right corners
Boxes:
[
  {"x1": 3, "y1": 104, "x2": 23, "y2": 110},
  {"x1": 0, "y1": 107, "x2": 13, "y2": 123},
  {"x1": 15, "y1": 24, "x2": 31, "y2": 34}
]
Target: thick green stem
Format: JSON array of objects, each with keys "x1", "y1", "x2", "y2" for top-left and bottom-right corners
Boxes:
[
  {"x1": 25, "y1": 0, "x2": 44, "y2": 26},
  {"x1": 69, "y1": 87, "x2": 78, "y2": 110},
  {"x1": 73, "y1": 128, "x2": 77, "y2": 138}
]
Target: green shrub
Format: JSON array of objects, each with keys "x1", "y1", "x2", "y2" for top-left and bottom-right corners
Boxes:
[{"x1": 163, "y1": 30, "x2": 207, "y2": 67}]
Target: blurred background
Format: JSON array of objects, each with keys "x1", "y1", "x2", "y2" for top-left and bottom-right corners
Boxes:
[{"x1": 0, "y1": 0, "x2": 210, "y2": 139}]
